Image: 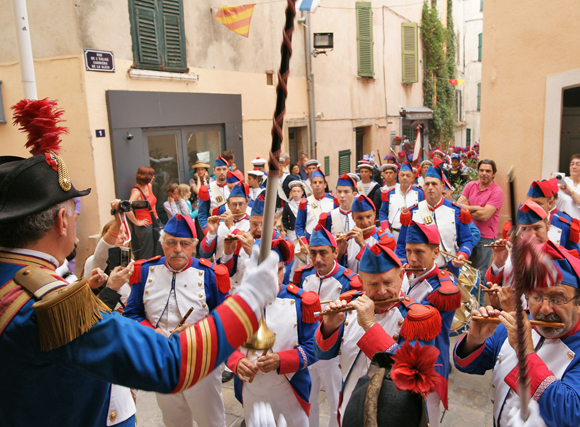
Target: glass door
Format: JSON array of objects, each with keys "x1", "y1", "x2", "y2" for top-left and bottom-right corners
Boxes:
[
  {"x1": 143, "y1": 129, "x2": 183, "y2": 224},
  {"x1": 182, "y1": 125, "x2": 225, "y2": 182}
]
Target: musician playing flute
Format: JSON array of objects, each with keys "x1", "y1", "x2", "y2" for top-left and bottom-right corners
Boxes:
[
  {"x1": 454, "y1": 241, "x2": 580, "y2": 427},
  {"x1": 335, "y1": 194, "x2": 394, "y2": 274},
  {"x1": 402, "y1": 221, "x2": 462, "y2": 426},
  {"x1": 314, "y1": 242, "x2": 443, "y2": 426}
]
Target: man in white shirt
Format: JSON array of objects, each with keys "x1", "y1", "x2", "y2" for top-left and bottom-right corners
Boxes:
[{"x1": 556, "y1": 154, "x2": 580, "y2": 220}]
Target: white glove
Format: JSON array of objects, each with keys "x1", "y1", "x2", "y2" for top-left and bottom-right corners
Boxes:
[
  {"x1": 506, "y1": 399, "x2": 547, "y2": 427},
  {"x1": 236, "y1": 245, "x2": 279, "y2": 320},
  {"x1": 247, "y1": 402, "x2": 287, "y2": 427}
]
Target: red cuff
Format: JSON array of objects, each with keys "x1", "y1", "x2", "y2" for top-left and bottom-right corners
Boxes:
[
  {"x1": 486, "y1": 266, "x2": 504, "y2": 285},
  {"x1": 201, "y1": 236, "x2": 216, "y2": 252},
  {"x1": 278, "y1": 349, "x2": 300, "y2": 374},
  {"x1": 316, "y1": 323, "x2": 341, "y2": 352},
  {"x1": 139, "y1": 319, "x2": 155, "y2": 329},
  {"x1": 457, "y1": 251, "x2": 469, "y2": 260},
  {"x1": 453, "y1": 334, "x2": 486, "y2": 368},
  {"x1": 357, "y1": 323, "x2": 396, "y2": 360},
  {"x1": 504, "y1": 353, "x2": 556, "y2": 398},
  {"x1": 227, "y1": 350, "x2": 245, "y2": 374}
]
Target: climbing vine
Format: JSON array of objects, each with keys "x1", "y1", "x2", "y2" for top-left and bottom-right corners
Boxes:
[{"x1": 421, "y1": 1, "x2": 456, "y2": 147}]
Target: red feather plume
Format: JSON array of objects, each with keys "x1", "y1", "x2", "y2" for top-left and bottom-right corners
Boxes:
[
  {"x1": 11, "y1": 98, "x2": 68, "y2": 156},
  {"x1": 390, "y1": 341, "x2": 439, "y2": 395}
]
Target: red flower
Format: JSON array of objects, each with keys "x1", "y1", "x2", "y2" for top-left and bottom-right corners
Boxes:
[{"x1": 390, "y1": 341, "x2": 439, "y2": 395}]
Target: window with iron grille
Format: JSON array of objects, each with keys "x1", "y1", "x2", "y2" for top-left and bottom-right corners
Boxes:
[{"x1": 129, "y1": 0, "x2": 188, "y2": 73}]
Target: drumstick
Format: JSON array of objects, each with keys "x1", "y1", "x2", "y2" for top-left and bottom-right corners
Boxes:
[
  {"x1": 314, "y1": 296, "x2": 403, "y2": 317},
  {"x1": 296, "y1": 237, "x2": 309, "y2": 252},
  {"x1": 169, "y1": 307, "x2": 194, "y2": 338},
  {"x1": 472, "y1": 317, "x2": 564, "y2": 329},
  {"x1": 440, "y1": 250, "x2": 472, "y2": 265},
  {"x1": 483, "y1": 244, "x2": 507, "y2": 248},
  {"x1": 248, "y1": 349, "x2": 269, "y2": 384}
]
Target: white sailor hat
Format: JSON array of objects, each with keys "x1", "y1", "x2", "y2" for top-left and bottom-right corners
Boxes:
[
  {"x1": 251, "y1": 157, "x2": 267, "y2": 166},
  {"x1": 420, "y1": 160, "x2": 433, "y2": 167},
  {"x1": 347, "y1": 172, "x2": 360, "y2": 182},
  {"x1": 288, "y1": 180, "x2": 305, "y2": 189},
  {"x1": 381, "y1": 163, "x2": 398, "y2": 172},
  {"x1": 357, "y1": 161, "x2": 374, "y2": 170},
  {"x1": 248, "y1": 168, "x2": 265, "y2": 177},
  {"x1": 304, "y1": 159, "x2": 320, "y2": 167}
]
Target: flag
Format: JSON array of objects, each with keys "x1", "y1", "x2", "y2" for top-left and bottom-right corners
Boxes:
[
  {"x1": 413, "y1": 124, "x2": 421, "y2": 163},
  {"x1": 448, "y1": 79, "x2": 465, "y2": 86},
  {"x1": 214, "y1": 4, "x2": 256, "y2": 38},
  {"x1": 296, "y1": 0, "x2": 322, "y2": 12}
]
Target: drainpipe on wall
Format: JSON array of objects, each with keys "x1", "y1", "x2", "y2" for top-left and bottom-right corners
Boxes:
[
  {"x1": 12, "y1": 0, "x2": 37, "y2": 99},
  {"x1": 303, "y1": 12, "x2": 317, "y2": 159}
]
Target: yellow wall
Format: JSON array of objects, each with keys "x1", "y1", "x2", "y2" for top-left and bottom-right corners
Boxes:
[{"x1": 480, "y1": 0, "x2": 580, "y2": 228}]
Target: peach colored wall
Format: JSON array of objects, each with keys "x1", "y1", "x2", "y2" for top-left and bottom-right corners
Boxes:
[{"x1": 480, "y1": 0, "x2": 580, "y2": 230}]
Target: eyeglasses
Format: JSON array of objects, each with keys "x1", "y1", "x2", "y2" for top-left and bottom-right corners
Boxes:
[
  {"x1": 527, "y1": 295, "x2": 577, "y2": 308},
  {"x1": 229, "y1": 202, "x2": 246, "y2": 209},
  {"x1": 163, "y1": 239, "x2": 194, "y2": 249}
]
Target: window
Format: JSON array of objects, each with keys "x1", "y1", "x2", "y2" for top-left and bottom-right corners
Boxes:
[
  {"x1": 338, "y1": 150, "x2": 351, "y2": 175},
  {"x1": 324, "y1": 156, "x2": 330, "y2": 176},
  {"x1": 129, "y1": 0, "x2": 188, "y2": 73},
  {"x1": 401, "y1": 23, "x2": 418, "y2": 83},
  {"x1": 356, "y1": 2, "x2": 374, "y2": 78},
  {"x1": 477, "y1": 83, "x2": 481, "y2": 111},
  {"x1": 478, "y1": 33, "x2": 482, "y2": 62},
  {"x1": 480, "y1": 0, "x2": 483, "y2": 12},
  {"x1": 455, "y1": 90, "x2": 462, "y2": 121},
  {"x1": 466, "y1": 129, "x2": 471, "y2": 147}
]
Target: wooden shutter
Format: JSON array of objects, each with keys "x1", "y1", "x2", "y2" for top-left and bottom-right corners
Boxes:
[
  {"x1": 466, "y1": 129, "x2": 471, "y2": 146},
  {"x1": 401, "y1": 22, "x2": 418, "y2": 83},
  {"x1": 477, "y1": 83, "x2": 481, "y2": 111},
  {"x1": 338, "y1": 150, "x2": 351, "y2": 175},
  {"x1": 356, "y1": 2, "x2": 374, "y2": 78},
  {"x1": 132, "y1": 0, "x2": 163, "y2": 69},
  {"x1": 324, "y1": 156, "x2": 330, "y2": 176},
  {"x1": 478, "y1": 33, "x2": 482, "y2": 61},
  {"x1": 161, "y1": 0, "x2": 187, "y2": 72}
]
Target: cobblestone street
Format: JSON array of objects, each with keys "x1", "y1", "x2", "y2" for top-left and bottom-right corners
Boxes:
[{"x1": 136, "y1": 336, "x2": 494, "y2": 427}]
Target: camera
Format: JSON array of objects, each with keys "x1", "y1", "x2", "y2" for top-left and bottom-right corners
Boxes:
[
  {"x1": 111, "y1": 200, "x2": 149, "y2": 215},
  {"x1": 553, "y1": 172, "x2": 566, "y2": 182},
  {"x1": 106, "y1": 247, "x2": 132, "y2": 273}
]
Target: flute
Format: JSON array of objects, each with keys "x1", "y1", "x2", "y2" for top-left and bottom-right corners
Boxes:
[
  {"x1": 169, "y1": 307, "x2": 194, "y2": 338},
  {"x1": 440, "y1": 250, "x2": 472, "y2": 265},
  {"x1": 336, "y1": 225, "x2": 376, "y2": 241},
  {"x1": 472, "y1": 316, "x2": 564, "y2": 329},
  {"x1": 314, "y1": 296, "x2": 403, "y2": 317},
  {"x1": 483, "y1": 244, "x2": 507, "y2": 248}
]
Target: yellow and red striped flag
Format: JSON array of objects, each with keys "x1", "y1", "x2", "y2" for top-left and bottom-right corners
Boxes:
[
  {"x1": 214, "y1": 4, "x2": 256, "y2": 38},
  {"x1": 448, "y1": 79, "x2": 465, "y2": 86}
]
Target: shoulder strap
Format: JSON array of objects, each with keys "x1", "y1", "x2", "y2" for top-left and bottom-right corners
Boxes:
[
  {"x1": 209, "y1": 181, "x2": 226, "y2": 206},
  {"x1": 307, "y1": 195, "x2": 323, "y2": 219},
  {"x1": 199, "y1": 258, "x2": 231, "y2": 293}
]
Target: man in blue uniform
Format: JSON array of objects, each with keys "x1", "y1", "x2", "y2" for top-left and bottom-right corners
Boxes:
[
  {"x1": 454, "y1": 241, "x2": 580, "y2": 427},
  {"x1": 198, "y1": 157, "x2": 232, "y2": 232},
  {"x1": 0, "y1": 98, "x2": 279, "y2": 427},
  {"x1": 295, "y1": 168, "x2": 335, "y2": 241}
]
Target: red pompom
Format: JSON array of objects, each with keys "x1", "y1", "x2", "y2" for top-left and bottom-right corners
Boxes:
[
  {"x1": 400, "y1": 208, "x2": 412, "y2": 227},
  {"x1": 213, "y1": 264, "x2": 231, "y2": 293},
  {"x1": 400, "y1": 302, "x2": 442, "y2": 341},
  {"x1": 300, "y1": 291, "x2": 321, "y2": 323},
  {"x1": 292, "y1": 265, "x2": 306, "y2": 285},
  {"x1": 390, "y1": 341, "x2": 440, "y2": 395},
  {"x1": 198, "y1": 185, "x2": 209, "y2": 202},
  {"x1": 129, "y1": 259, "x2": 146, "y2": 285},
  {"x1": 11, "y1": 98, "x2": 68, "y2": 156},
  {"x1": 459, "y1": 207, "x2": 471, "y2": 224}
]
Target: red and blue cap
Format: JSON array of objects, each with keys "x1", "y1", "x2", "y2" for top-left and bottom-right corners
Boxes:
[
  {"x1": 226, "y1": 169, "x2": 245, "y2": 183},
  {"x1": 360, "y1": 242, "x2": 402, "y2": 274},
  {"x1": 352, "y1": 194, "x2": 376, "y2": 213},
  {"x1": 527, "y1": 179, "x2": 555, "y2": 198},
  {"x1": 425, "y1": 165, "x2": 444, "y2": 181},
  {"x1": 543, "y1": 241, "x2": 580, "y2": 288},
  {"x1": 406, "y1": 220, "x2": 441, "y2": 245},
  {"x1": 214, "y1": 156, "x2": 229, "y2": 167},
  {"x1": 311, "y1": 168, "x2": 326, "y2": 182},
  {"x1": 336, "y1": 173, "x2": 356, "y2": 188},
  {"x1": 400, "y1": 161, "x2": 413, "y2": 173},
  {"x1": 228, "y1": 182, "x2": 249, "y2": 199},
  {"x1": 310, "y1": 223, "x2": 337, "y2": 248},
  {"x1": 250, "y1": 190, "x2": 266, "y2": 216},
  {"x1": 517, "y1": 200, "x2": 547, "y2": 225},
  {"x1": 164, "y1": 214, "x2": 197, "y2": 239},
  {"x1": 272, "y1": 238, "x2": 295, "y2": 264}
]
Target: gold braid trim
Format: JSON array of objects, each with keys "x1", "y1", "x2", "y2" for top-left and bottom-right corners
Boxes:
[{"x1": 48, "y1": 150, "x2": 71, "y2": 191}]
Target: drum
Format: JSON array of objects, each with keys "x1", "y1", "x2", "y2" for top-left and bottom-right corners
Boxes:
[{"x1": 450, "y1": 264, "x2": 480, "y2": 336}]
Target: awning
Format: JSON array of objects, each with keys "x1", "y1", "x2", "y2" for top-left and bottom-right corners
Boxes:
[{"x1": 400, "y1": 106, "x2": 433, "y2": 120}]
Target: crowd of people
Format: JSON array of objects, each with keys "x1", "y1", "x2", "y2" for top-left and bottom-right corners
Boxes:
[{"x1": 2, "y1": 98, "x2": 580, "y2": 427}]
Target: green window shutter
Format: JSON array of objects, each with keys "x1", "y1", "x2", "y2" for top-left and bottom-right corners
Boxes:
[
  {"x1": 324, "y1": 156, "x2": 330, "y2": 176},
  {"x1": 356, "y1": 2, "x2": 374, "y2": 78},
  {"x1": 338, "y1": 150, "x2": 351, "y2": 175},
  {"x1": 401, "y1": 22, "x2": 418, "y2": 83},
  {"x1": 478, "y1": 33, "x2": 482, "y2": 61},
  {"x1": 477, "y1": 83, "x2": 481, "y2": 111},
  {"x1": 480, "y1": 0, "x2": 483, "y2": 12},
  {"x1": 131, "y1": 0, "x2": 163, "y2": 69},
  {"x1": 466, "y1": 129, "x2": 471, "y2": 147},
  {"x1": 161, "y1": 0, "x2": 187, "y2": 72}
]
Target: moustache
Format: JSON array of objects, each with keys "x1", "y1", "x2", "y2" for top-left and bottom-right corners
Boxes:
[
  {"x1": 535, "y1": 312, "x2": 562, "y2": 323},
  {"x1": 169, "y1": 253, "x2": 189, "y2": 260}
]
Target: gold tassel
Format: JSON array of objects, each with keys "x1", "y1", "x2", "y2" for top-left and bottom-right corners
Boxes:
[{"x1": 32, "y1": 278, "x2": 111, "y2": 351}]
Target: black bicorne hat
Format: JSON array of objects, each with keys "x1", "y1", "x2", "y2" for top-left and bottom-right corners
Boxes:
[{"x1": 0, "y1": 99, "x2": 90, "y2": 224}]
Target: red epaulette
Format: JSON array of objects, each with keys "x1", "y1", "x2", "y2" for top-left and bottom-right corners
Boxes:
[
  {"x1": 199, "y1": 258, "x2": 231, "y2": 293},
  {"x1": 343, "y1": 268, "x2": 363, "y2": 291},
  {"x1": 318, "y1": 212, "x2": 330, "y2": 226},
  {"x1": 452, "y1": 202, "x2": 471, "y2": 224},
  {"x1": 292, "y1": 264, "x2": 309, "y2": 285},
  {"x1": 426, "y1": 270, "x2": 461, "y2": 312},
  {"x1": 198, "y1": 185, "x2": 209, "y2": 202},
  {"x1": 211, "y1": 206, "x2": 221, "y2": 216},
  {"x1": 502, "y1": 221, "x2": 512, "y2": 240},
  {"x1": 381, "y1": 189, "x2": 390, "y2": 202},
  {"x1": 129, "y1": 255, "x2": 162, "y2": 285},
  {"x1": 299, "y1": 199, "x2": 307, "y2": 210},
  {"x1": 400, "y1": 295, "x2": 442, "y2": 342},
  {"x1": 558, "y1": 215, "x2": 570, "y2": 225},
  {"x1": 400, "y1": 205, "x2": 416, "y2": 227},
  {"x1": 571, "y1": 219, "x2": 580, "y2": 244},
  {"x1": 567, "y1": 249, "x2": 580, "y2": 259},
  {"x1": 286, "y1": 284, "x2": 321, "y2": 323}
]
